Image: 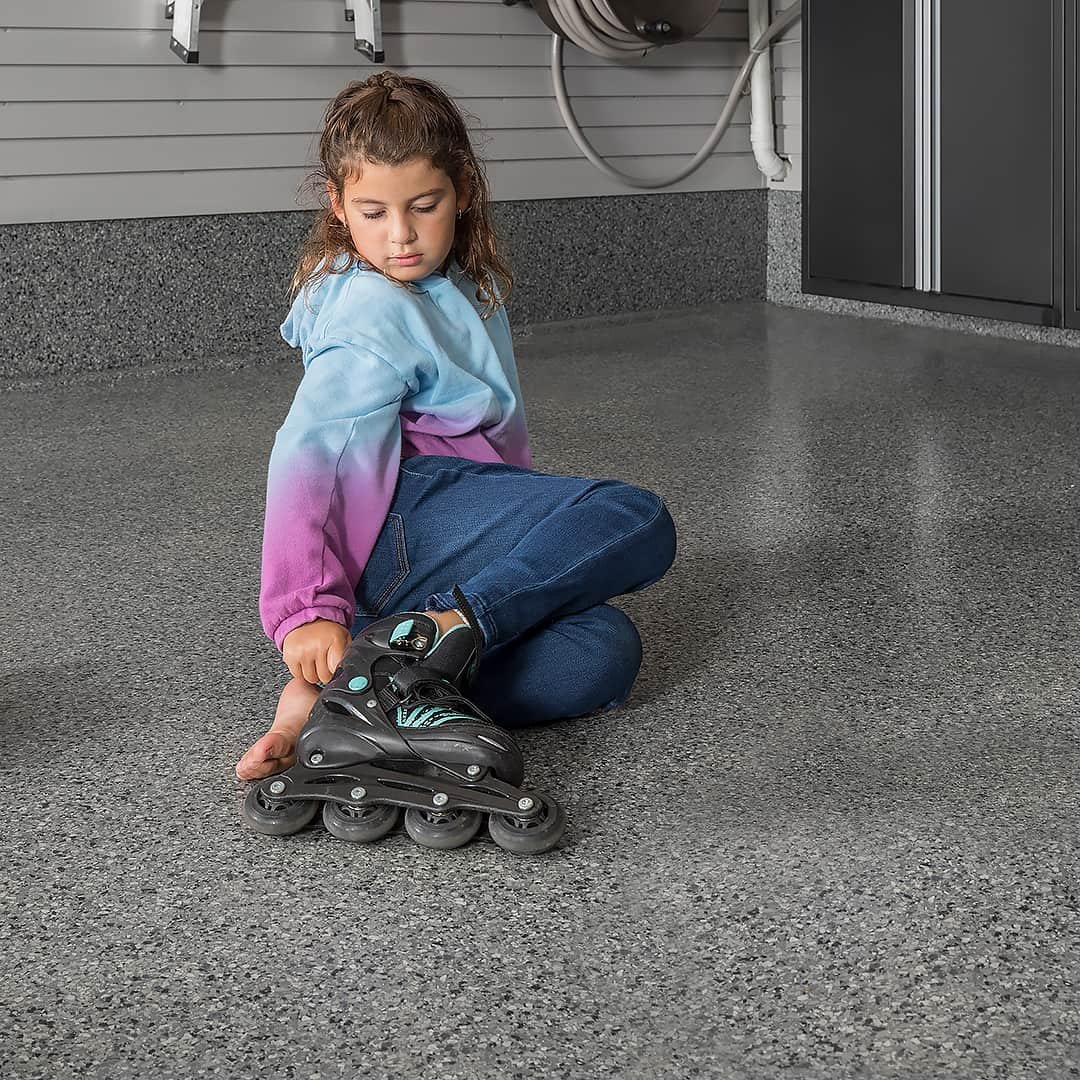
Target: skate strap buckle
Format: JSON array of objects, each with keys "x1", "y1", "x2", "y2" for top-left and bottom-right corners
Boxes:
[{"x1": 388, "y1": 662, "x2": 447, "y2": 700}]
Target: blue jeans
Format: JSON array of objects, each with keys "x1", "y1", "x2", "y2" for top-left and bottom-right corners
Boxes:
[{"x1": 349, "y1": 455, "x2": 677, "y2": 728}]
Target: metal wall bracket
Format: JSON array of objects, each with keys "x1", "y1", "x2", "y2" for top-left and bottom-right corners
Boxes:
[
  {"x1": 166, "y1": 1, "x2": 384, "y2": 64},
  {"x1": 165, "y1": 0, "x2": 201, "y2": 64},
  {"x1": 345, "y1": 0, "x2": 385, "y2": 63}
]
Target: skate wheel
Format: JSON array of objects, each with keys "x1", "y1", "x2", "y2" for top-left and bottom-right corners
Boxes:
[
  {"x1": 487, "y1": 791, "x2": 566, "y2": 855},
  {"x1": 241, "y1": 781, "x2": 319, "y2": 836},
  {"x1": 322, "y1": 799, "x2": 400, "y2": 843},
  {"x1": 403, "y1": 806, "x2": 484, "y2": 850}
]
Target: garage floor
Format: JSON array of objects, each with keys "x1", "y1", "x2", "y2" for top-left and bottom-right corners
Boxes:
[{"x1": 3, "y1": 301, "x2": 1079, "y2": 1079}]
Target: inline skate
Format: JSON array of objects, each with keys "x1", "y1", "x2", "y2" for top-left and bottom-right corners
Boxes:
[{"x1": 241, "y1": 586, "x2": 566, "y2": 855}]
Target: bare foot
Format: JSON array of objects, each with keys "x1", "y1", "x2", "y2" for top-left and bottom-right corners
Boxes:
[
  {"x1": 236, "y1": 677, "x2": 321, "y2": 781},
  {"x1": 236, "y1": 612, "x2": 464, "y2": 781}
]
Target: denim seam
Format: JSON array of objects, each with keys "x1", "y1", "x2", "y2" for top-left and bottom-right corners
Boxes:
[
  {"x1": 370, "y1": 513, "x2": 410, "y2": 613},
  {"x1": 357, "y1": 514, "x2": 411, "y2": 618},
  {"x1": 400, "y1": 461, "x2": 455, "y2": 483},
  {"x1": 481, "y1": 492, "x2": 665, "y2": 623}
]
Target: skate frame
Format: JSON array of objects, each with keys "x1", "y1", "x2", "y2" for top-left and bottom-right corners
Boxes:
[{"x1": 266, "y1": 765, "x2": 543, "y2": 821}]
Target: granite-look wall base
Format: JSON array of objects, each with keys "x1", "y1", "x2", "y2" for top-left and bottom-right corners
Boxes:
[
  {"x1": 767, "y1": 189, "x2": 1080, "y2": 351},
  {"x1": 0, "y1": 190, "x2": 765, "y2": 387}
]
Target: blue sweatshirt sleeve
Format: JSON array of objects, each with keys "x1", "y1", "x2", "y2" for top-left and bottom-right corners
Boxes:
[{"x1": 259, "y1": 336, "x2": 410, "y2": 652}]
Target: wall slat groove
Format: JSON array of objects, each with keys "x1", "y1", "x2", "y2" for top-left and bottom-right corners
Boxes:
[{"x1": 1, "y1": 0, "x2": 784, "y2": 223}]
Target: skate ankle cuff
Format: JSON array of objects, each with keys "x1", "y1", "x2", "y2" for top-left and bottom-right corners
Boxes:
[{"x1": 449, "y1": 587, "x2": 486, "y2": 649}]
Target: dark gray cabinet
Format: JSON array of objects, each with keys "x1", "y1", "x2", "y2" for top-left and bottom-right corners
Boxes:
[
  {"x1": 804, "y1": 0, "x2": 911, "y2": 290},
  {"x1": 804, "y1": 0, "x2": 1074, "y2": 329},
  {"x1": 939, "y1": 1, "x2": 1055, "y2": 307},
  {"x1": 1068, "y1": 1, "x2": 1080, "y2": 327}
]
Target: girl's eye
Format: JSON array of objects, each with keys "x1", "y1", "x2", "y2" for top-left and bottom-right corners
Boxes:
[{"x1": 361, "y1": 205, "x2": 438, "y2": 221}]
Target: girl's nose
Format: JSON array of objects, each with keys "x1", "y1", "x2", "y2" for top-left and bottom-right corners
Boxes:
[{"x1": 390, "y1": 217, "x2": 415, "y2": 244}]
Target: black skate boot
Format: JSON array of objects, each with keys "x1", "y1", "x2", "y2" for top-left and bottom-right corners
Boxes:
[
  {"x1": 241, "y1": 586, "x2": 566, "y2": 854},
  {"x1": 362, "y1": 583, "x2": 486, "y2": 700}
]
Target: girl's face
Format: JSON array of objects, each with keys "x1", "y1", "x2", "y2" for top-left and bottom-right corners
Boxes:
[{"x1": 328, "y1": 157, "x2": 469, "y2": 282}]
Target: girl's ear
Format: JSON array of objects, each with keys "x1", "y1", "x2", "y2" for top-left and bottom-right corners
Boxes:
[{"x1": 326, "y1": 180, "x2": 344, "y2": 222}]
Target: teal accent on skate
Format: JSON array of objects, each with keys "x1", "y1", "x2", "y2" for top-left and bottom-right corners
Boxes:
[
  {"x1": 347, "y1": 675, "x2": 370, "y2": 692},
  {"x1": 395, "y1": 703, "x2": 475, "y2": 728},
  {"x1": 389, "y1": 619, "x2": 415, "y2": 648}
]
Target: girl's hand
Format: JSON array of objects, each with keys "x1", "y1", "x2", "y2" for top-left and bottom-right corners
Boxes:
[{"x1": 281, "y1": 618, "x2": 354, "y2": 685}]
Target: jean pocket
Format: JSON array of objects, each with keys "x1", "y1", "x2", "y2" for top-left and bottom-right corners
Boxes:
[{"x1": 354, "y1": 511, "x2": 410, "y2": 617}]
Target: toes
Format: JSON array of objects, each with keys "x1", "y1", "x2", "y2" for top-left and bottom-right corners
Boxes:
[
  {"x1": 236, "y1": 730, "x2": 300, "y2": 782},
  {"x1": 235, "y1": 755, "x2": 266, "y2": 781},
  {"x1": 235, "y1": 745, "x2": 299, "y2": 781},
  {"x1": 236, "y1": 759, "x2": 274, "y2": 781}
]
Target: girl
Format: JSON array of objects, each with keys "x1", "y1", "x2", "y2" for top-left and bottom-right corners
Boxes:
[{"x1": 236, "y1": 71, "x2": 677, "y2": 782}]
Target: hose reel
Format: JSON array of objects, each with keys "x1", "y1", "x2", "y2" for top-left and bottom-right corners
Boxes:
[
  {"x1": 530, "y1": 0, "x2": 725, "y2": 51},
  {"x1": 515, "y1": 0, "x2": 803, "y2": 188}
]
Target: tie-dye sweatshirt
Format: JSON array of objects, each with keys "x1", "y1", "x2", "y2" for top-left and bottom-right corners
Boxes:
[{"x1": 259, "y1": 254, "x2": 532, "y2": 652}]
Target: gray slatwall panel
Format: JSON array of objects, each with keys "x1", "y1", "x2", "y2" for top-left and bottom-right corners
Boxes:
[
  {"x1": 775, "y1": 129, "x2": 801, "y2": 155},
  {"x1": 0, "y1": 32, "x2": 757, "y2": 69},
  {"x1": 8, "y1": 126, "x2": 757, "y2": 176},
  {"x1": 0, "y1": 66, "x2": 799, "y2": 101},
  {"x1": 0, "y1": 97, "x2": 757, "y2": 140},
  {"x1": 0, "y1": 156, "x2": 768, "y2": 224},
  {"x1": 1, "y1": 0, "x2": 787, "y2": 223}
]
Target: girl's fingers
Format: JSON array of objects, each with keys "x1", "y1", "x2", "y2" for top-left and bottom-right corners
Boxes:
[
  {"x1": 319, "y1": 648, "x2": 339, "y2": 685},
  {"x1": 328, "y1": 641, "x2": 346, "y2": 673}
]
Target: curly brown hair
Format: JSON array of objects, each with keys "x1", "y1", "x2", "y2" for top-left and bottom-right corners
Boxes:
[{"x1": 287, "y1": 71, "x2": 514, "y2": 322}]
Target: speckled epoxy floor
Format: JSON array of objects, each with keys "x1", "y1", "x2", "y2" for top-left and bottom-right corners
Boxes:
[{"x1": 2, "y1": 301, "x2": 1080, "y2": 1079}]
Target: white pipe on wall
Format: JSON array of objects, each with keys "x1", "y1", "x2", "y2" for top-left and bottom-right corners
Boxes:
[{"x1": 749, "y1": 0, "x2": 790, "y2": 182}]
